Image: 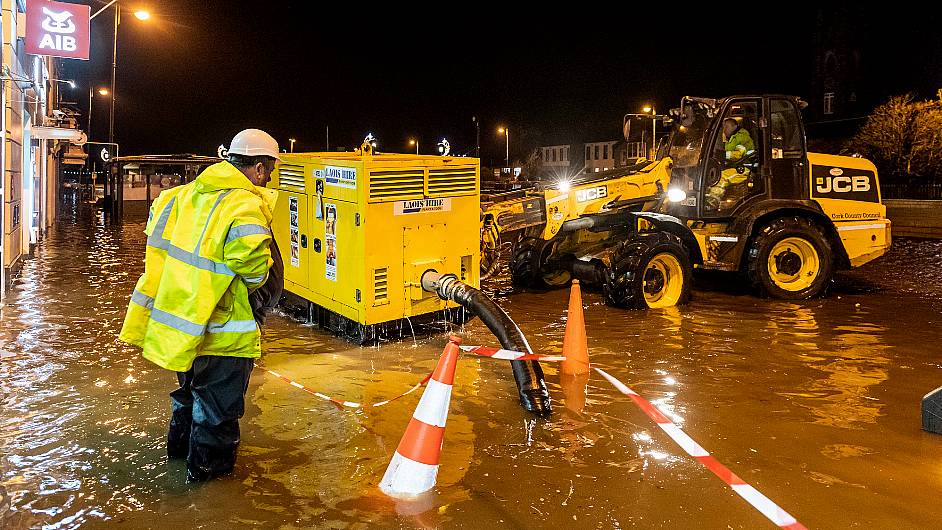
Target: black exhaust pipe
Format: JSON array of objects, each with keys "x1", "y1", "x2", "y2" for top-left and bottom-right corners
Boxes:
[{"x1": 421, "y1": 271, "x2": 552, "y2": 415}]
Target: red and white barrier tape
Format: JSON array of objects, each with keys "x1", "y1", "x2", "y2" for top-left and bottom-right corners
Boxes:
[
  {"x1": 254, "y1": 363, "x2": 432, "y2": 409},
  {"x1": 594, "y1": 367, "x2": 806, "y2": 530},
  {"x1": 255, "y1": 345, "x2": 559, "y2": 407},
  {"x1": 460, "y1": 345, "x2": 566, "y2": 362}
]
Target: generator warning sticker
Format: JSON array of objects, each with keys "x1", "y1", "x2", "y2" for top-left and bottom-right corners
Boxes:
[
  {"x1": 319, "y1": 166, "x2": 357, "y2": 189},
  {"x1": 288, "y1": 196, "x2": 300, "y2": 268},
  {"x1": 394, "y1": 198, "x2": 452, "y2": 215},
  {"x1": 325, "y1": 203, "x2": 337, "y2": 281}
]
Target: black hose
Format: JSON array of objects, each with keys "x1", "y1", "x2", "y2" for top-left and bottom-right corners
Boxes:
[{"x1": 422, "y1": 272, "x2": 552, "y2": 416}]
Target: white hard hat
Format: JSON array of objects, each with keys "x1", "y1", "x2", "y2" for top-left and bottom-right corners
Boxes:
[{"x1": 228, "y1": 129, "x2": 281, "y2": 161}]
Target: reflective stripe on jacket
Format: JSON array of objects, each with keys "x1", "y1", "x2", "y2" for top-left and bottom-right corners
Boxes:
[{"x1": 119, "y1": 161, "x2": 278, "y2": 372}]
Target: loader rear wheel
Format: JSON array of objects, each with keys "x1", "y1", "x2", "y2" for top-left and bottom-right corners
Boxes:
[
  {"x1": 747, "y1": 216, "x2": 833, "y2": 299},
  {"x1": 604, "y1": 233, "x2": 692, "y2": 309},
  {"x1": 511, "y1": 237, "x2": 570, "y2": 289}
]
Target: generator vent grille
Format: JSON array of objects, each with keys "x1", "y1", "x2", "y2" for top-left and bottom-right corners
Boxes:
[
  {"x1": 428, "y1": 167, "x2": 477, "y2": 196},
  {"x1": 278, "y1": 164, "x2": 305, "y2": 192},
  {"x1": 373, "y1": 268, "x2": 389, "y2": 305},
  {"x1": 369, "y1": 170, "x2": 424, "y2": 201}
]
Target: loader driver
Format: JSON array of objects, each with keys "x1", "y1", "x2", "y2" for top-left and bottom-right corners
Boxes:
[
  {"x1": 119, "y1": 128, "x2": 281, "y2": 482},
  {"x1": 706, "y1": 117, "x2": 755, "y2": 210}
]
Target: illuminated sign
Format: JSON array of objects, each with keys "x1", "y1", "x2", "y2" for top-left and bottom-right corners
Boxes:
[{"x1": 25, "y1": 0, "x2": 91, "y2": 60}]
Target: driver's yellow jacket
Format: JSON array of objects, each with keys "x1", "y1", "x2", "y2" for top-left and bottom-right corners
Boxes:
[{"x1": 724, "y1": 127, "x2": 755, "y2": 161}]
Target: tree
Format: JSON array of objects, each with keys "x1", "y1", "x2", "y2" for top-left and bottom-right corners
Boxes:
[
  {"x1": 521, "y1": 149, "x2": 543, "y2": 179},
  {"x1": 850, "y1": 94, "x2": 942, "y2": 180}
]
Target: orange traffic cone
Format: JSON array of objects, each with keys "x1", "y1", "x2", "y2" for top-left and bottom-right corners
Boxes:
[
  {"x1": 560, "y1": 280, "x2": 590, "y2": 376},
  {"x1": 380, "y1": 334, "x2": 461, "y2": 497},
  {"x1": 560, "y1": 371, "x2": 590, "y2": 413}
]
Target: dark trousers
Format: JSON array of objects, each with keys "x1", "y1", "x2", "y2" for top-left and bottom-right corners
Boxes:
[{"x1": 168, "y1": 355, "x2": 254, "y2": 479}]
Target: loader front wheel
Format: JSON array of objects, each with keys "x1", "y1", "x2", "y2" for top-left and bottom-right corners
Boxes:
[
  {"x1": 604, "y1": 233, "x2": 692, "y2": 309},
  {"x1": 747, "y1": 216, "x2": 833, "y2": 299},
  {"x1": 511, "y1": 237, "x2": 570, "y2": 289}
]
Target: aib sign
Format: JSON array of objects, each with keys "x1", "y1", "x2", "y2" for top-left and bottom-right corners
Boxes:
[{"x1": 25, "y1": 0, "x2": 91, "y2": 60}]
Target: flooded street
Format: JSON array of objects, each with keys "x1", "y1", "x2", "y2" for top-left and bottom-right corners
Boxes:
[{"x1": 3, "y1": 202, "x2": 942, "y2": 529}]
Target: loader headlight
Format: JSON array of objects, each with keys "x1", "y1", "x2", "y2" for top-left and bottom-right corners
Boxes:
[
  {"x1": 667, "y1": 187, "x2": 687, "y2": 203},
  {"x1": 557, "y1": 180, "x2": 571, "y2": 193}
]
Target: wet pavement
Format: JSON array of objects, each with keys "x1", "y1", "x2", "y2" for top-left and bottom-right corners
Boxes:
[{"x1": 2, "y1": 201, "x2": 942, "y2": 529}]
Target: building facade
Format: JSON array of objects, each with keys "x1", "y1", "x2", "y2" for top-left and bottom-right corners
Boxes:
[
  {"x1": 582, "y1": 141, "x2": 618, "y2": 174},
  {"x1": 537, "y1": 144, "x2": 572, "y2": 179},
  {"x1": 1, "y1": 0, "x2": 65, "y2": 301}
]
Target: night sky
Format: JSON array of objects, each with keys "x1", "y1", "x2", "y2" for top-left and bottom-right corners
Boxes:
[{"x1": 60, "y1": 2, "x2": 941, "y2": 164}]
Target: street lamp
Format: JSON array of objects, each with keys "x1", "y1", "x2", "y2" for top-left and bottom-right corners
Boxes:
[
  {"x1": 289, "y1": 138, "x2": 296, "y2": 152},
  {"x1": 497, "y1": 126, "x2": 509, "y2": 167},
  {"x1": 90, "y1": 2, "x2": 152, "y2": 146},
  {"x1": 409, "y1": 138, "x2": 418, "y2": 154}
]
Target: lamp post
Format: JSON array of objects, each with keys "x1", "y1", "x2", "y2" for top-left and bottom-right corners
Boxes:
[
  {"x1": 289, "y1": 138, "x2": 296, "y2": 152},
  {"x1": 409, "y1": 138, "x2": 418, "y2": 154},
  {"x1": 643, "y1": 105, "x2": 656, "y2": 160},
  {"x1": 497, "y1": 126, "x2": 509, "y2": 167},
  {"x1": 90, "y1": 2, "x2": 151, "y2": 145},
  {"x1": 87, "y1": 87, "x2": 109, "y2": 139}
]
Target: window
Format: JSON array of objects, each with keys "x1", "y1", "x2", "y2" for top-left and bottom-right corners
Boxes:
[
  {"x1": 594, "y1": 145, "x2": 599, "y2": 160},
  {"x1": 552, "y1": 149, "x2": 557, "y2": 162},
  {"x1": 770, "y1": 99, "x2": 804, "y2": 158},
  {"x1": 586, "y1": 146, "x2": 591, "y2": 160},
  {"x1": 706, "y1": 99, "x2": 762, "y2": 213},
  {"x1": 603, "y1": 145, "x2": 608, "y2": 160},
  {"x1": 823, "y1": 92, "x2": 834, "y2": 115}
]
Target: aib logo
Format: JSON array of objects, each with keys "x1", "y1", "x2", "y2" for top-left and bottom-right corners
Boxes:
[
  {"x1": 816, "y1": 167, "x2": 871, "y2": 194},
  {"x1": 38, "y1": 7, "x2": 78, "y2": 52}
]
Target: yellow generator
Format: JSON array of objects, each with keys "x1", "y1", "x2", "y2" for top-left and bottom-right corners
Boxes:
[{"x1": 269, "y1": 149, "x2": 480, "y2": 342}]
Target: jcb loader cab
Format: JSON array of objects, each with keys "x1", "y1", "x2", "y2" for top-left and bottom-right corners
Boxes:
[{"x1": 664, "y1": 95, "x2": 891, "y2": 298}]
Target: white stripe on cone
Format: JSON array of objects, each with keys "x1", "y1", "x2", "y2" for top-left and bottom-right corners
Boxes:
[
  {"x1": 412, "y1": 379, "x2": 452, "y2": 428},
  {"x1": 380, "y1": 452, "x2": 439, "y2": 497}
]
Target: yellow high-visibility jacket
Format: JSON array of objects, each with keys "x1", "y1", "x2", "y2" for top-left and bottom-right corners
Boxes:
[{"x1": 119, "y1": 161, "x2": 278, "y2": 372}]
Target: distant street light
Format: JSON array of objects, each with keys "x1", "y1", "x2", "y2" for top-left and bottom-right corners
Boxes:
[
  {"x1": 289, "y1": 138, "x2": 296, "y2": 152},
  {"x1": 409, "y1": 138, "x2": 418, "y2": 154},
  {"x1": 98, "y1": 88, "x2": 110, "y2": 96},
  {"x1": 90, "y1": 1, "x2": 153, "y2": 146},
  {"x1": 497, "y1": 126, "x2": 509, "y2": 166}
]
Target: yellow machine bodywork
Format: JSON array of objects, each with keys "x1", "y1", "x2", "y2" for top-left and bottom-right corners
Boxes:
[
  {"x1": 805, "y1": 152, "x2": 891, "y2": 267},
  {"x1": 481, "y1": 158, "x2": 671, "y2": 244},
  {"x1": 269, "y1": 152, "x2": 480, "y2": 326}
]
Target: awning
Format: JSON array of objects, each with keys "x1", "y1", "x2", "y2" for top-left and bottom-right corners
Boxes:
[{"x1": 30, "y1": 126, "x2": 86, "y2": 144}]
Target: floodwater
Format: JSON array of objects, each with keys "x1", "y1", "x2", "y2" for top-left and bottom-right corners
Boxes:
[{"x1": 2, "y1": 200, "x2": 942, "y2": 529}]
